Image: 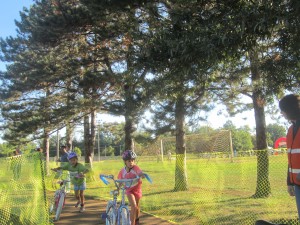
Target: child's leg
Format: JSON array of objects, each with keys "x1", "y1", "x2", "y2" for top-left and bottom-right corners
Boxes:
[
  {"x1": 73, "y1": 185, "x2": 80, "y2": 207},
  {"x1": 79, "y1": 190, "x2": 85, "y2": 205},
  {"x1": 135, "y1": 197, "x2": 141, "y2": 219},
  {"x1": 78, "y1": 182, "x2": 86, "y2": 212},
  {"x1": 74, "y1": 189, "x2": 80, "y2": 202},
  {"x1": 127, "y1": 194, "x2": 138, "y2": 225}
]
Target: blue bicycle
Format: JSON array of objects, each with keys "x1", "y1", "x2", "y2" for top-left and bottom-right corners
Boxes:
[{"x1": 100, "y1": 173, "x2": 152, "y2": 225}]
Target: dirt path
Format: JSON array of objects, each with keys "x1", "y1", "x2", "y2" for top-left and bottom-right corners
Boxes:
[{"x1": 52, "y1": 196, "x2": 175, "y2": 225}]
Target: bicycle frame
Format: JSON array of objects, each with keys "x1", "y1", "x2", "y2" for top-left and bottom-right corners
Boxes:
[
  {"x1": 100, "y1": 175, "x2": 140, "y2": 225},
  {"x1": 50, "y1": 170, "x2": 71, "y2": 221}
]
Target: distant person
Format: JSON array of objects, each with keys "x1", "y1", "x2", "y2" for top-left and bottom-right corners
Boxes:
[
  {"x1": 279, "y1": 94, "x2": 300, "y2": 221},
  {"x1": 118, "y1": 150, "x2": 145, "y2": 225},
  {"x1": 66, "y1": 143, "x2": 72, "y2": 152},
  {"x1": 36, "y1": 147, "x2": 45, "y2": 156},
  {"x1": 36, "y1": 147, "x2": 43, "y2": 153},
  {"x1": 14, "y1": 148, "x2": 22, "y2": 155},
  {"x1": 51, "y1": 152, "x2": 89, "y2": 213},
  {"x1": 167, "y1": 150, "x2": 172, "y2": 162},
  {"x1": 58, "y1": 145, "x2": 71, "y2": 192},
  {"x1": 58, "y1": 145, "x2": 69, "y2": 163}
]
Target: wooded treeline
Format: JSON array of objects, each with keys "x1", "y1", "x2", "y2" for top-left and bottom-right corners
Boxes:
[{"x1": 1, "y1": 0, "x2": 299, "y2": 195}]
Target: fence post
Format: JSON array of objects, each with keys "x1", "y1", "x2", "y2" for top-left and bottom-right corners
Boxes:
[
  {"x1": 229, "y1": 130, "x2": 234, "y2": 162},
  {"x1": 160, "y1": 139, "x2": 164, "y2": 162},
  {"x1": 56, "y1": 130, "x2": 60, "y2": 165},
  {"x1": 97, "y1": 125, "x2": 101, "y2": 161}
]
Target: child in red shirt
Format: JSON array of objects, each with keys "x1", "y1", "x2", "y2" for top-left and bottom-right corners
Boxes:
[{"x1": 118, "y1": 150, "x2": 144, "y2": 225}]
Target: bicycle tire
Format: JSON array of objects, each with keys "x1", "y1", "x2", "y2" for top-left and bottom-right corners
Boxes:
[
  {"x1": 49, "y1": 202, "x2": 55, "y2": 214},
  {"x1": 118, "y1": 206, "x2": 130, "y2": 225},
  {"x1": 106, "y1": 201, "x2": 116, "y2": 225},
  {"x1": 55, "y1": 192, "x2": 65, "y2": 221},
  {"x1": 49, "y1": 190, "x2": 59, "y2": 214}
]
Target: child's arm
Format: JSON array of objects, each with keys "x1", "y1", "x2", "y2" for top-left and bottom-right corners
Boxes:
[
  {"x1": 78, "y1": 168, "x2": 89, "y2": 177},
  {"x1": 135, "y1": 166, "x2": 145, "y2": 178}
]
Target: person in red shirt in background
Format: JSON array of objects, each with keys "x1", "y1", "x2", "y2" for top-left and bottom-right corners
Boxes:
[{"x1": 118, "y1": 150, "x2": 145, "y2": 225}]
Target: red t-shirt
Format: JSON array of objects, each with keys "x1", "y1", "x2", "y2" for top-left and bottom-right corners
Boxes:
[{"x1": 118, "y1": 165, "x2": 143, "y2": 197}]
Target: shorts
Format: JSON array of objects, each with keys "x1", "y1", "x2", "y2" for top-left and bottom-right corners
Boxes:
[
  {"x1": 73, "y1": 182, "x2": 86, "y2": 191},
  {"x1": 126, "y1": 188, "x2": 142, "y2": 199}
]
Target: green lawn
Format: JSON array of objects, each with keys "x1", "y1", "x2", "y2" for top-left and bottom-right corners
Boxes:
[{"x1": 48, "y1": 154, "x2": 298, "y2": 225}]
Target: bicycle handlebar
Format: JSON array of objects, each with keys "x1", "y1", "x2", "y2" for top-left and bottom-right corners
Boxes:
[
  {"x1": 57, "y1": 179, "x2": 70, "y2": 185},
  {"x1": 52, "y1": 169, "x2": 83, "y2": 178},
  {"x1": 100, "y1": 175, "x2": 111, "y2": 185},
  {"x1": 99, "y1": 173, "x2": 152, "y2": 188},
  {"x1": 143, "y1": 173, "x2": 153, "y2": 184}
]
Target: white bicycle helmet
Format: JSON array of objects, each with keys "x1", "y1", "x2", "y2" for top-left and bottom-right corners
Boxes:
[{"x1": 122, "y1": 150, "x2": 137, "y2": 160}]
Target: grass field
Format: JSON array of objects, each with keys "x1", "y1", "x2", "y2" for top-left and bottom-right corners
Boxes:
[{"x1": 48, "y1": 154, "x2": 298, "y2": 225}]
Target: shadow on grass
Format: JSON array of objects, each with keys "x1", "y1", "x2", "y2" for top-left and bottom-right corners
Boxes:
[{"x1": 143, "y1": 189, "x2": 175, "y2": 197}]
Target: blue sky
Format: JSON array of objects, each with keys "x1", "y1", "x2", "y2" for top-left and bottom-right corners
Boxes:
[{"x1": 0, "y1": 0, "x2": 33, "y2": 70}]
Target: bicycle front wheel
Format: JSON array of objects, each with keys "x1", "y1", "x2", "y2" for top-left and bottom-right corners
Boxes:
[
  {"x1": 49, "y1": 201, "x2": 55, "y2": 214},
  {"x1": 49, "y1": 191, "x2": 59, "y2": 214},
  {"x1": 118, "y1": 206, "x2": 130, "y2": 225},
  {"x1": 55, "y1": 192, "x2": 65, "y2": 221},
  {"x1": 106, "y1": 201, "x2": 116, "y2": 225}
]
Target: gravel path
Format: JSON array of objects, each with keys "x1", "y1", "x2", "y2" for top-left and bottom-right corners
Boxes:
[{"x1": 52, "y1": 195, "x2": 175, "y2": 225}]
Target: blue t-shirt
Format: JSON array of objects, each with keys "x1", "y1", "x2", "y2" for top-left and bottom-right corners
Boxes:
[{"x1": 60, "y1": 152, "x2": 69, "y2": 162}]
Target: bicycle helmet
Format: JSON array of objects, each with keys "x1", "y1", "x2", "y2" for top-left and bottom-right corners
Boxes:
[
  {"x1": 122, "y1": 150, "x2": 137, "y2": 160},
  {"x1": 67, "y1": 152, "x2": 77, "y2": 160}
]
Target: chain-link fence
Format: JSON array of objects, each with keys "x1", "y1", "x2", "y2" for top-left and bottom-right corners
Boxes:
[
  {"x1": 1, "y1": 146, "x2": 298, "y2": 225},
  {"x1": 0, "y1": 153, "x2": 49, "y2": 225},
  {"x1": 134, "y1": 130, "x2": 233, "y2": 161},
  {"x1": 90, "y1": 149, "x2": 297, "y2": 225}
]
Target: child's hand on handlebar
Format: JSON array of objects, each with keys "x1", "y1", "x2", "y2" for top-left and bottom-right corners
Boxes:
[
  {"x1": 77, "y1": 172, "x2": 85, "y2": 178},
  {"x1": 138, "y1": 173, "x2": 145, "y2": 179}
]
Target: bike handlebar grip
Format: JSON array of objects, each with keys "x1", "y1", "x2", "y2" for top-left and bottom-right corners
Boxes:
[
  {"x1": 99, "y1": 175, "x2": 110, "y2": 185},
  {"x1": 143, "y1": 173, "x2": 153, "y2": 184}
]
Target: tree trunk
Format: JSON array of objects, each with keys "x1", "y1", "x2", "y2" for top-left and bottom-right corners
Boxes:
[
  {"x1": 174, "y1": 95, "x2": 188, "y2": 191},
  {"x1": 83, "y1": 111, "x2": 96, "y2": 165},
  {"x1": 66, "y1": 120, "x2": 74, "y2": 149},
  {"x1": 87, "y1": 110, "x2": 96, "y2": 164},
  {"x1": 83, "y1": 115, "x2": 90, "y2": 162},
  {"x1": 124, "y1": 117, "x2": 134, "y2": 151},
  {"x1": 124, "y1": 84, "x2": 135, "y2": 152},
  {"x1": 250, "y1": 50, "x2": 270, "y2": 198},
  {"x1": 43, "y1": 128, "x2": 50, "y2": 175},
  {"x1": 252, "y1": 92, "x2": 270, "y2": 198},
  {"x1": 43, "y1": 87, "x2": 51, "y2": 175},
  {"x1": 66, "y1": 79, "x2": 74, "y2": 149}
]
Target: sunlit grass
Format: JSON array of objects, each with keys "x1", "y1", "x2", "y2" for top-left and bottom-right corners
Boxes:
[{"x1": 47, "y1": 154, "x2": 298, "y2": 225}]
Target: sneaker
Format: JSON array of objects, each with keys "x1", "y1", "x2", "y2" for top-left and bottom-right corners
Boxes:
[
  {"x1": 75, "y1": 201, "x2": 80, "y2": 208},
  {"x1": 79, "y1": 206, "x2": 85, "y2": 212}
]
